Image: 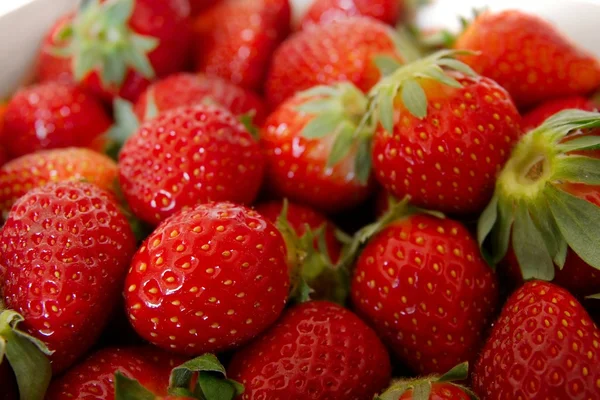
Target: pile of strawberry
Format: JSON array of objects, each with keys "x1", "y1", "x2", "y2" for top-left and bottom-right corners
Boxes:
[{"x1": 2, "y1": 0, "x2": 600, "y2": 399}]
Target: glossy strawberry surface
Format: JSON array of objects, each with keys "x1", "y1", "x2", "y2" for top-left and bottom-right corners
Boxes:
[
  {"x1": 261, "y1": 95, "x2": 373, "y2": 213},
  {"x1": 301, "y1": 0, "x2": 403, "y2": 30},
  {"x1": 134, "y1": 73, "x2": 267, "y2": 124},
  {"x1": 119, "y1": 105, "x2": 264, "y2": 226},
  {"x1": 352, "y1": 214, "x2": 498, "y2": 374},
  {"x1": 265, "y1": 17, "x2": 402, "y2": 108},
  {"x1": 1, "y1": 82, "x2": 111, "y2": 158},
  {"x1": 229, "y1": 301, "x2": 391, "y2": 400},
  {"x1": 194, "y1": 0, "x2": 291, "y2": 92},
  {"x1": 46, "y1": 347, "x2": 186, "y2": 399},
  {"x1": 124, "y1": 202, "x2": 290, "y2": 355},
  {"x1": 398, "y1": 382, "x2": 472, "y2": 400},
  {"x1": 1, "y1": 182, "x2": 136, "y2": 373},
  {"x1": 455, "y1": 10, "x2": 600, "y2": 108},
  {"x1": 473, "y1": 281, "x2": 600, "y2": 399},
  {"x1": 372, "y1": 72, "x2": 522, "y2": 215},
  {"x1": 522, "y1": 96, "x2": 597, "y2": 131},
  {"x1": 0, "y1": 148, "x2": 119, "y2": 218}
]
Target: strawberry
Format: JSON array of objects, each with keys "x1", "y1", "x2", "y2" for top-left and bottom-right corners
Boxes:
[
  {"x1": 0, "y1": 148, "x2": 119, "y2": 219},
  {"x1": 0, "y1": 181, "x2": 136, "y2": 374},
  {"x1": 454, "y1": 10, "x2": 600, "y2": 108},
  {"x1": 45, "y1": 347, "x2": 186, "y2": 399},
  {"x1": 38, "y1": 0, "x2": 192, "y2": 102},
  {"x1": 118, "y1": 104, "x2": 264, "y2": 226},
  {"x1": 472, "y1": 281, "x2": 600, "y2": 399},
  {"x1": 193, "y1": 0, "x2": 291, "y2": 92},
  {"x1": 124, "y1": 202, "x2": 290, "y2": 355},
  {"x1": 522, "y1": 96, "x2": 597, "y2": 131},
  {"x1": 477, "y1": 110, "x2": 600, "y2": 300},
  {"x1": 260, "y1": 84, "x2": 374, "y2": 213},
  {"x1": 1, "y1": 82, "x2": 111, "y2": 158},
  {"x1": 255, "y1": 200, "x2": 342, "y2": 262},
  {"x1": 265, "y1": 16, "x2": 403, "y2": 108},
  {"x1": 134, "y1": 73, "x2": 267, "y2": 124},
  {"x1": 363, "y1": 52, "x2": 522, "y2": 216},
  {"x1": 300, "y1": 0, "x2": 404, "y2": 30},
  {"x1": 351, "y1": 210, "x2": 498, "y2": 375},
  {"x1": 376, "y1": 363, "x2": 476, "y2": 400},
  {"x1": 228, "y1": 301, "x2": 391, "y2": 399},
  {"x1": 190, "y1": 0, "x2": 221, "y2": 15}
]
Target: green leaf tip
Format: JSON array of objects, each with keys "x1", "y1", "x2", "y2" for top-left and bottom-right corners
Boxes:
[
  {"x1": 54, "y1": 0, "x2": 159, "y2": 87},
  {"x1": 168, "y1": 354, "x2": 243, "y2": 400},
  {"x1": 0, "y1": 310, "x2": 53, "y2": 400},
  {"x1": 114, "y1": 372, "x2": 156, "y2": 400},
  {"x1": 106, "y1": 97, "x2": 140, "y2": 158},
  {"x1": 478, "y1": 109, "x2": 600, "y2": 280}
]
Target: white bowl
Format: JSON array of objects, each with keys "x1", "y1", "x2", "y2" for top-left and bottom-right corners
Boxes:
[{"x1": 1, "y1": 0, "x2": 600, "y2": 99}]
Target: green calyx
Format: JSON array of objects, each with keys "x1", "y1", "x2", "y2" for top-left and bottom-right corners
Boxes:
[
  {"x1": 115, "y1": 353, "x2": 243, "y2": 400},
  {"x1": 52, "y1": 0, "x2": 158, "y2": 87},
  {"x1": 376, "y1": 362, "x2": 478, "y2": 400},
  {"x1": 276, "y1": 200, "x2": 349, "y2": 305},
  {"x1": 478, "y1": 109, "x2": 600, "y2": 280},
  {"x1": 106, "y1": 98, "x2": 141, "y2": 159},
  {"x1": 0, "y1": 310, "x2": 53, "y2": 400}
]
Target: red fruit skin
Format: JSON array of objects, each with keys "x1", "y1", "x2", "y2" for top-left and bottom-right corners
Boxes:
[
  {"x1": 229, "y1": 301, "x2": 391, "y2": 400},
  {"x1": 193, "y1": 0, "x2": 291, "y2": 92},
  {"x1": 2, "y1": 82, "x2": 111, "y2": 159},
  {"x1": 260, "y1": 95, "x2": 373, "y2": 213},
  {"x1": 454, "y1": 10, "x2": 600, "y2": 108},
  {"x1": 398, "y1": 382, "x2": 471, "y2": 400},
  {"x1": 351, "y1": 214, "x2": 498, "y2": 375},
  {"x1": 0, "y1": 361, "x2": 18, "y2": 400},
  {"x1": 36, "y1": 14, "x2": 75, "y2": 85},
  {"x1": 372, "y1": 72, "x2": 522, "y2": 215},
  {"x1": 119, "y1": 105, "x2": 265, "y2": 226},
  {"x1": 46, "y1": 347, "x2": 187, "y2": 399},
  {"x1": 134, "y1": 73, "x2": 267, "y2": 124},
  {"x1": 190, "y1": 0, "x2": 221, "y2": 15},
  {"x1": 255, "y1": 200, "x2": 342, "y2": 262},
  {"x1": 301, "y1": 0, "x2": 403, "y2": 30},
  {"x1": 0, "y1": 148, "x2": 119, "y2": 219},
  {"x1": 472, "y1": 281, "x2": 600, "y2": 400},
  {"x1": 266, "y1": 16, "x2": 401, "y2": 108},
  {"x1": 522, "y1": 96, "x2": 597, "y2": 131},
  {"x1": 1, "y1": 182, "x2": 136, "y2": 373},
  {"x1": 37, "y1": 0, "x2": 192, "y2": 103},
  {"x1": 124, "y1": 202, "x2": 290, "y2": 355}
]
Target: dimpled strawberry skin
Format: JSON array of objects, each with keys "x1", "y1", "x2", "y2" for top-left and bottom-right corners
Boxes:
[
  {"x1": 0, "y1": 148, "x2": 119, "y2": 218},
  {"x1": 352, "y1": 214, "x2": 499, "y2": 374},
  {"x1": 1, "y1": 182, "x2": 136, "y2": 373},
  {"x1": 124, "y1": 202, "x2": 290, "y2": 355},
  {"x1": 473, "y1": 281, "x2": 600, "y2": 400},
  {"x1": 119, "y1": 105, "x2": 265, "y2": 226},
  {"x1": 372, "y1": 73, "x2": 522, "y2": 215},
  {"x1": 229, "y1": 301, "x2": 392, "y2": 400}
]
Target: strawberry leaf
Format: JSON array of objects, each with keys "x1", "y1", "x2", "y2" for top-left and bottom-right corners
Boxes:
[
  {"x1": 477, "y1": 195, "x2": 498, "y2": 249},
  {"x1": 197, "y1": 373, "x2": 239, "y2": 400},
  {"x1": 354, "y1": 138, "x2": 372, "y2": 185},
  {"x1": 553, "y1": 155, "x2": 600, "y2": 185},
  {"x1": 557, "y1": 135, "x2": 600, "y2": 152},
  {"x1": 300, "y1": 113, "x2": 343, "y2": 139},
  {"x1": 545, "y1": 185, "x2": 600, "y2": 270},
  {"x1": 437, "y1": 362, "x2": 469, "y2": 382},
  {"x1": 169, "y1": 354, "x2": 227, "y2": 389},
  {"x1": 401, "y1": 79, "x2": 428, "y2": 119},
  {"x1": 144, "y1": 89, "x2": 160, "y2": 121},
  {"x1": 528, "y1": 198, "x2": 563, "y2": 263},
  {"x1": 491, "y1": 196, "x2": 514, "y2": 265},
  {"x1": 554, "y1": 238, "x2": 568, "y2": 269},
  {"x1": 587, "y1": 293, "x2": 600, "y2": 300},
  {"x1": 412, "y1": 382, "x2": 431, "y2": 400},
  {"x1": 436, "y1": 58, "x2": 477, "y2": 77},
  {"x1": 373, "y1": 55, "x2": 403, "y2": 77},
  {"x1": 327, "y1": 123, "x2": 355, "y2": 167},
  {"x1": 114, "y1": 372, "x2": 155, "y2": 400}
]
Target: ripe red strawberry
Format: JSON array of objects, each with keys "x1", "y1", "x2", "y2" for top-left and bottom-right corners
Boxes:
[
  {"x1": 124, "y1": 202, "x2": 290, "y2": 355},
  {"x1": 38, "y1": 0, "x2": 192, "y2": 102},
  {"x1": 454, "y1": 10, "x2": 600, "y2": 108},
  {"x1": 260, "y1": 84, "x2": 374, "y2": 213},
  {"x1": 134, "y1": 73, "x2": 267, "y2": 124},
  {"x1": 522, "y1": 96, "x2": 597, "y2": 131},
  {"x1": 193, "y1": 0, "x2": 291, "y2": 92},
  {"x1": 376, "y1": 363, "x2": 476, "y2": 400},
  {"x1": 190, "y1": 0, "x2": 221, "y2": 15},
  {"x1": 300, "y1": 0, "x2": 404, "y2": 30},
  {"x1": 0, "y1": 148, "x2": 119, "y2": 218},
  {"x1": 119, "y1": 105, "x2": 264, "y2": 226},
  {"x1": 472, "y1": 281, "x2": 600, "y2": 399},
  {"x1": 255, "y1": 200, "x2": 342, "y2": 262},
  {"x1": 228, "y1": 301, "x2": 391, "y2": 399},
  {"x1": 369, "y1": 61, "x2": 522, "y2": 215},
  {"x1": 1, "y1": 181, "x2": 136, "y2": 373},
  {"x1": 46, "y1": 347, "x2": 186, "y2": 399},
  {"x1": 266, "y1": 17, "x2": 402, "y2": 108},
  {"x1": 1, "y1": 82, "x2": 111, "y2": 158},
  {"x1": 351, "y1": 213, "x2": 498, "y2": 375}
]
